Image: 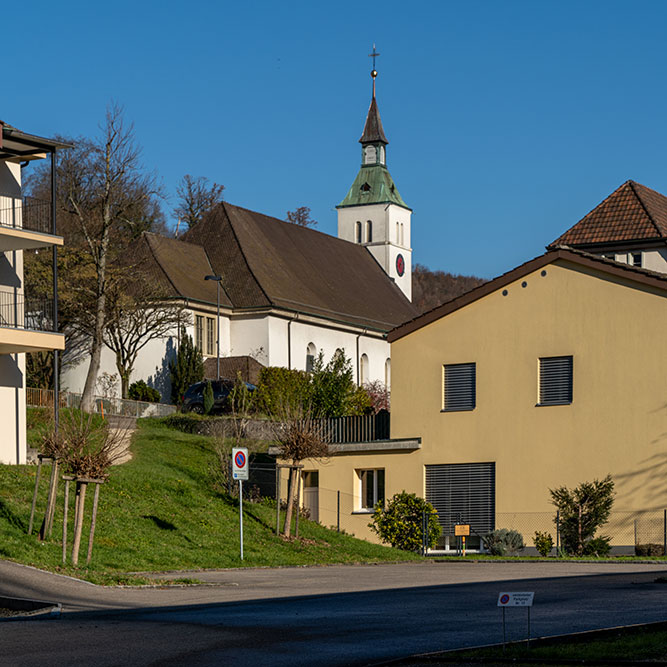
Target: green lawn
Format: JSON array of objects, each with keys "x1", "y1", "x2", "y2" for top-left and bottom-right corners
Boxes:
[
  {"x1": 449, "y1": 624, "x2": 667, "y2": 665},
  {"x1": 0, "y1": 419, "x2": 420, "y2": 584}
]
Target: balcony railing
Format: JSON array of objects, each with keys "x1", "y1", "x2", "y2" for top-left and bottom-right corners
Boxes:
[
  {"x1": 0, "y1": 196, "x2": 53, "y2": 235},
  {"x1": 0, "y1": 290, "x2": 55, "y2": 332}
]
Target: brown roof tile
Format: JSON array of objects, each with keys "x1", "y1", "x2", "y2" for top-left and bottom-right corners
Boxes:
[
  {"x1": 549, "y1": 180, "x2": 667, "y2": 248},
  {"x1": 179, "y1": 202, "x2": 417, "y2": 331}
]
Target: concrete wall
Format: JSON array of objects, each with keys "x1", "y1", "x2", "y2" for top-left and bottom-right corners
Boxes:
[
  {"x1": 302, "y1": 259, "x2": 667, "y2": 544},
  {"x1": 0, "y1": 161, "x2": 26, "y2": 464}
]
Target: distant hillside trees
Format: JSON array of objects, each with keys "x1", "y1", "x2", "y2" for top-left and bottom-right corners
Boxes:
[{"x1": 412, "y1": 263, "x2": 485, "y2": 314}]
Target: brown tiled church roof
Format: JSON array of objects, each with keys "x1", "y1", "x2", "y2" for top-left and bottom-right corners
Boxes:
[
  {"x1": 145, "y1": 202, "x2": 417, "y2": 332},
  {"x1": 548, "y1": 180, "x2": 667, "y2": 249}
]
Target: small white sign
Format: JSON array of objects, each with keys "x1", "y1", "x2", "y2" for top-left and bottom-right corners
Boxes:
[
  {"x1": 232, "y1": 447, "x2": 249, "y2": 481},
  {"x1": 498, "y1": 592, "x2": 534, "y2": 607}
]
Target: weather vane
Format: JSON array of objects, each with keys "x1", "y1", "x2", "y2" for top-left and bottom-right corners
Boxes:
[{"x1": 369, "y1": 44, "x2": 380, "y2": 96}]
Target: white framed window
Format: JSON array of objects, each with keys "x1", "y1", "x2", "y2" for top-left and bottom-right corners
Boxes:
[
  {"x1": 306, "y1": 342, "x2": 317, "y2": 372},
  {"x1": 443, "y1": 362, "x2": 476, "y2": 411},
  {"x1": 538, "y1": 355, "x2": 573, "y2": 406},
  {"x1": 206, "y1": 317, "x2": 215, "y2": 356},
  {"x1": 195, "y1": 315, "x2": 204, "y2": 352},
  {"x1": 358, "y1": 469, "x2": 385, "y2": 511},
  {"x1": 630, "y1": 252, "x2": 643, "y2": 267},
  {"x1": 360, "y1": 353, "x2": 369, "y2": 385}
]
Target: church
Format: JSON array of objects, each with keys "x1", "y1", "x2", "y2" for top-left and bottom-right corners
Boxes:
[{"x1": 62, "y1": 66, "x2": 418, "y2": 400}]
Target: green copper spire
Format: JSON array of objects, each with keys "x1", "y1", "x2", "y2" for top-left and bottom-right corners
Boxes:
[{"x1": 337, "y1": 52, "x2": 410, "y2": 211}]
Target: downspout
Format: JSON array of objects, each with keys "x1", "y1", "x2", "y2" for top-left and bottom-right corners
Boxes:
[{"x1": 287, "y1": 313, "x2": 298, "y2": 369}]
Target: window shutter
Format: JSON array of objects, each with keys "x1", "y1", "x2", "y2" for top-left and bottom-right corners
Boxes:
[
  {"x1": 539, "y1": 356, "x2": 573, "y2": 405},
  {"x1": 425, "y1": 463, "x2": 495, "y2": 535},
  {"x1": 444, "y1": 363, "x2": 476, "y2": 411}
]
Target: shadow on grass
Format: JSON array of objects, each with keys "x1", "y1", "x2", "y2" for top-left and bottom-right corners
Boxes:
[
  {"x1": 0, "y1": 498, "x2": 26, "y2": 532},
  {"x1": 142, "y1": 515, "x2": 177, "y2": 531}
]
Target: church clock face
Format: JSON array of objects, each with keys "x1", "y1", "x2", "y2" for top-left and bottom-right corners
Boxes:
[{"x1": 396, "y1": 253, "x2": 405, "y2": 277}]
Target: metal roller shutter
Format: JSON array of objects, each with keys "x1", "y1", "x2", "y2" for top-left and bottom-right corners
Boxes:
[
  {"x1": 425, "y1": 462, "x2": 495, "y2": 535},
  {"x1": 443, "y1": 363, "x2": 476, "y2": 411},
  {"x1": 539, "y1": 356, "x2": 573, "y2": 405}
]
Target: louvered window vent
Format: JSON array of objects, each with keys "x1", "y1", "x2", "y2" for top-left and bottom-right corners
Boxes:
[
  {"x1": 443, "y1": 362, "x2": 476, "y2": 412},
  {"x1": 539, "y1": 355, "x2": 573, "y2": 405}
]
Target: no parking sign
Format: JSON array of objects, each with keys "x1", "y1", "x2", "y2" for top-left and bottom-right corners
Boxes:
[{"x1": 233, "y1": 448, "x2": 249, "y2": 480}]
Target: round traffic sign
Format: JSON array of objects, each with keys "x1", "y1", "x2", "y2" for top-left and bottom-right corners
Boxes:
[
  {"x1": 235, "y1": 451, "x2": 246, "y2": 468},
  {"x1": 500, "y1": 594, "x2": 510, "y2": 605}
]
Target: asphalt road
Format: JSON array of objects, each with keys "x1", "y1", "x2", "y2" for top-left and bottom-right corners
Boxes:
[{"x1": 1, "y1": 560, "x2": 666, "y2": 666}]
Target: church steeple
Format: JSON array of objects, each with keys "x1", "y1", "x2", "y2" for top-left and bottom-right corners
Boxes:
[{"x1": 336, "y1": 48, "x2": 413, "y2": 302}]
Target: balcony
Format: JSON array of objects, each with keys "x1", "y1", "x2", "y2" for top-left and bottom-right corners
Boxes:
[
  {"x1": 0, "y1": 196, "x2": 64, "y2": 251},
  {"x1": 0, "y1": 290, "x2": 64, "y2": 354}
]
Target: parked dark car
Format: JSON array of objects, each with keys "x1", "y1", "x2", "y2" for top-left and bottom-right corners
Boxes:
[{"x1": 181, "y1": 379, "x2": 255, "y2": 414}]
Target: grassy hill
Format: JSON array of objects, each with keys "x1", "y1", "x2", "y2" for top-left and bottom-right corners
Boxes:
[{"x1": 0, "y1": 418, "x2": 420, "y2": 584}]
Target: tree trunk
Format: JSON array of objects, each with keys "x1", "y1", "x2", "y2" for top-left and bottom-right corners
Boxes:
[
  {"x1": 120, "y1": 370, "x2": 130, "y2": 399},
  {"x1": 283, "y1": 467, "x2": 297, "y2": 537},
  {"x1": 577, "y1": 503, "x2": 583, "y2": 555}
]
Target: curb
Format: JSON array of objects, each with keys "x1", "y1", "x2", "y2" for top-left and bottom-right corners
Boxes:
[{"x1": 0, "y1": 595, "x2": 61, "y2": 621}]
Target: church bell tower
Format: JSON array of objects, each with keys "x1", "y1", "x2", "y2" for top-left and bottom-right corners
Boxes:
[{"x1": 337, "y1": 47, "x2": 413, "y2": 301}]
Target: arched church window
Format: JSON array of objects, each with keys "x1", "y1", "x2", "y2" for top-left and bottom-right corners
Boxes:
[
  {"x1": 356, "y1": 221, "x2": 362, "y2": 243},
  {"x1": 395, "y1": 222, "x2": 399, "y2": 244},
  {"x1": 306, "y1": 342, "x2": 317, "y2": 372},
  {"x1": 366, "y1": 220, "x2": 372, "y2": 243},
  {"x1": 385, "y1": 358, "x2": 391, "y2": 390},
  {"x1": 400, "y1": 223, "x2": 404, "y2": 246},
  {"x1": 360, "y1": 353, "x2": 369, "y2": 385}
]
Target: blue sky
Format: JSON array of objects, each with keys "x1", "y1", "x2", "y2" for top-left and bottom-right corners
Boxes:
[{"x1": 7, "y1": 1, "x2": 667, "y2": 278}]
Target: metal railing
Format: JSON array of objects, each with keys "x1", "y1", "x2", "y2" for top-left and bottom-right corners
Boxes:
[
  {"x1": 26, "y1": 387, "x2": 177, "y2": 418},
  {"x1": 0, "y1": 291, "x2": 55, "y2": 332},
  {"x1": 317, "y1": 412, "x2": 390, "y2": 444},
  {"x1": 0, "y1": 196, "x2": 52, "y2": 235}
]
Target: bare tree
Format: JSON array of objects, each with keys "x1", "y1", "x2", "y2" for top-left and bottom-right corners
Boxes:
[
  {"x1": 174, "y1": 174, "x2": 225, "y2": 231},
  {"x1": 272, "y1": 401, "x2": 328, "y2": 537},
  {"x1": 285, "y1": 206, "x2": 317, "y2": 228},
  {"x1": 103, "y1": 276, "x2": 189, "y2": 398},
  {"x1": 58, "y1": 104, "x2": 162, "y2": 412}
]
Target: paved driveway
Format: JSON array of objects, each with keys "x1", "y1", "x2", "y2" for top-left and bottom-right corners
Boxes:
[{"x1": 1, "y1": 560, "x2": 666, "y2": 666}]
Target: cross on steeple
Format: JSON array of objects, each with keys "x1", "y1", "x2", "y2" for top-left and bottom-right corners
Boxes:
[{"x1": 369, "y1": 44, "x2": 380, "y2": 96}]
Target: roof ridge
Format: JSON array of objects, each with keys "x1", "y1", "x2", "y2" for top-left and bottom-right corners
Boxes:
[
  {"x1": 141, "y1": 232, "x2": 182, "y2": 298},
  {"x1": 627, "y1": 180, "x2": 667, "y2": 239},
  {"x1": 220, "y1": 202, "x2": 274, "y2": 307}
]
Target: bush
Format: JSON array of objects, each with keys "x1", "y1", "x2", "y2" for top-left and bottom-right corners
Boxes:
[
  {"x1": 160, "y1": 413, "x2": 211, "y2": 434},
  {"x1": 483, "y1": 529, "x2": 525, "y2": 556},
  {"x1": 128, "y1": 380, "x2": 161, "y2": 403},
  {"x1": 369, "y1": 491, "x2": 441, "y2": 552},
  {"x1": 550, "y1": 475, "x2": 615, "y2": 555},
  {"x1": 635, "y1": 543, "x2": 665, "y2": 557},
  {"x1": 203, "y1": 381, "x2": 214, "y2": 415},
  {"x1": 254, "y1": 366, "x2": 311, "y2": 416},
  {"x1": 533, "y1": 531, "x2": 554, "y2": 557},
  {"x1": 582, "y1": 535, "x2": 612, "y2": 557},
  {"x1": 169, "y1": 327, "x2": 204, "y2": 404}
]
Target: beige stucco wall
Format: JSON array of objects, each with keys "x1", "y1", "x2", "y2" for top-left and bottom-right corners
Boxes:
[{"x1": 303, "y1": 259, "x2": 667, "y2": 544}]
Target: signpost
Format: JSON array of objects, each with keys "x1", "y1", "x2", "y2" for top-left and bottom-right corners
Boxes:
[
  {"x1": 498, "y1": 592, "x2": 534, "y2": 648},
  {"x1": 232, "y1": 448, "x2": 248, "y2": 560},
  {"x1": 455, "y1": 524, "x2": 470, "y2": 556}
]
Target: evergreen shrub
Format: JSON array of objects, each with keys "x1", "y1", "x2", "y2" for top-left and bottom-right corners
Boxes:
[
  {"x1": 128, "y1": 380, "x2": 161, "y2": 403},
  {"x1": 483, "y1": 529, "x2": 525, "y2": 556}
]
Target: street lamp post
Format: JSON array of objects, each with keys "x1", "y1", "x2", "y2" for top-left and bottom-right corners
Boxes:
[{"x1": 205, "y1": 275, "x2": 222, "y2": 380}]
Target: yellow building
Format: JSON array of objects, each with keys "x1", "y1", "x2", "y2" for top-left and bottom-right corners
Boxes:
[{"x1": 302, "y1": 247, "x2": 667, "y2": 551}]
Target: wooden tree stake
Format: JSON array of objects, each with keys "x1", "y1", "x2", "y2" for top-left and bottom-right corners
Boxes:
[
  {"x1": 71, "y1": 482, "x2": 87, "y2": 566},
  {"x1": 28, "y1": 456, "x2": 44, "y2": 535},
  {"x1": 86, "y1": 483, "x2": 101, "y2": 565}
]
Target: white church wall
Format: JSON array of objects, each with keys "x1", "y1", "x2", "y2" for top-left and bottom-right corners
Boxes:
[{"x1": 230, "y1": 316, "x2": 270, "y2": 366}]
